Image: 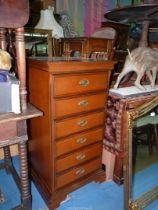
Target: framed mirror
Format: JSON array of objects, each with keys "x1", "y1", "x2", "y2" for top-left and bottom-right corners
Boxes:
[{"x1": 124, "y1": 95, "x2": 158, "y2": 210}]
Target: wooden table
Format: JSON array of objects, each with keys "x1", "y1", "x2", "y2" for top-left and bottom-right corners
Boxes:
[
  {"x1": 0, "y1": 104, "x2": 42, "y2": 209},
  {"x1": 0, "y1": 1, "x2": 43, "y2": 209}
]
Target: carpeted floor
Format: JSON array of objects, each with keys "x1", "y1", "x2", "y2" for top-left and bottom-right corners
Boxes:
[
  {"x1": 0, "y1": 156, "x2": 158, "y2": 210},
  {"x1": 56, "y1": 181, "x2": 123, "y2": 210},
  {"x1": 0, "y1": 156, "x2": 48, "y2": 210}
]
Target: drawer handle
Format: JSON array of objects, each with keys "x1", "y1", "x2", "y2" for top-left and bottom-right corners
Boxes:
[
  {"x1": 78, "y1": 120, "x2": 88, "y2": 127},
  {"x1": 78, "y1": 100, "x2": 89, "y2": 107},
  {"x1": 76, "y1": 153, "x2": 86, "y2": 160},
  {"x1": 76, "y1": 169, "x2": 85, "y2": 176},
  {"x1": 76, "y1": 137, "x2": 87, "y2": 144},
  {"x1": 79, "y1": 79, "x2": 90, "y2": 87}
]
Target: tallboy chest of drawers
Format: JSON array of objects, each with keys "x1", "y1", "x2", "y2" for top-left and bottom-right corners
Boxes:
[{"x1": 28, "y1": 57, "x2": 115, "y2": 209}]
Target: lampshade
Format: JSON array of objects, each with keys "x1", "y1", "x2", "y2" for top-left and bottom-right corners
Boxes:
[{"x1": 35, "y1": 6, "x2": 64, "y2": 39}]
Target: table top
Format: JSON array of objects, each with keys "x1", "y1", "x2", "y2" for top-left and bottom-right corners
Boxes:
[
  {"x1": 0, "y1": 103, "x2": 42, "y2": 123},
  {"x1": 109, "y1": 85, "x2": 158, "y2": 98},
  {"x1": 0, "y1": 0, "x2": 29, "y2": 28},
  {"x1": 105, "y1": 4, "x2": 158, "y2": 24}
]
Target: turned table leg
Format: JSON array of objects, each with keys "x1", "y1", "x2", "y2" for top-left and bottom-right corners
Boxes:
[
  {"x1": 3, "y1": 146, "x2": 12, "y2": 174},
  {"x1": 0, "y1": 106, "x2": 42, "y2": 209},
  {"x1": 11, "y1": 140, "x2": 32, "y2": 210},
  {"x1": 14, "y1": 141, "x2": 32, "y2": 210}
]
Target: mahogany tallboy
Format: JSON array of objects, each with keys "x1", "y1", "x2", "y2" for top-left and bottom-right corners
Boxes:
[{"x1": 28, "y1": 58, "x2": 115, "y2": 209}]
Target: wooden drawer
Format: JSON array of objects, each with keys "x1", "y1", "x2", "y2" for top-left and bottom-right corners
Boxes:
[
  {"x1": 54, "y1": 72, "x2": 109, "y2": 97},
  {"x1": 54, "y1": 93, "x2": 107, "y2": 118},
  {"x1": 56, "y1": 143, "x2": 102, "y2": 172},
  {"x1": 55, "y1": 111, "x2": 105, "y2": 138},
  {"x1": 55, "y1": 158, "x2": 101, "y2": 189},
  {"x1": 56, "y1": 127, "x2": 103, "y2": 156}
]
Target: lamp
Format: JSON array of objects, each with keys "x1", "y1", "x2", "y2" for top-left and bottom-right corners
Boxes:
[{"x1": 35, "y1": 6, "x2": 64, "y2": 39}]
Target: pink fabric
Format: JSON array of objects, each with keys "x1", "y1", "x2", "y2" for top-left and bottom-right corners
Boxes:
[
  {"x1": 64, "y1": 0, "x2": 69, "y2": 10},
  {"x1": 84, "y1": 0, "x2": 108, "y2": 36}
]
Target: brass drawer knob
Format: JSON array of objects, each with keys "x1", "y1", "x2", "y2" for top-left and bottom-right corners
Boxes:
[
  {"x1": 76, "y1": 169, "x2": 85, "y2": 176},
  {"x1": 77, "y1": 120, "x2": 88, "y2": 127},
  {"x1": 76, "y1": 153, "x2": 86, "y2": 160},
  {"x1": 76, "y1": 137, "x2": 87, "y2": 144},
  {"x1": 79, "y1": 79, "x2": 90, "y2": 87},
  {"x1": 78, "y1": 100, "x2": 89, "y2": 107}
]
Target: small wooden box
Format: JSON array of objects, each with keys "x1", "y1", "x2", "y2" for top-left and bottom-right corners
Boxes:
[{"x1": 61, "y1": 37, "x2": 115, "y2": 60}]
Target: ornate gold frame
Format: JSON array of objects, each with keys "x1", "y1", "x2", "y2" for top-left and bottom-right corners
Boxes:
[{"x1": 124, "y1": 95, "x2": 158, "y2": 210}]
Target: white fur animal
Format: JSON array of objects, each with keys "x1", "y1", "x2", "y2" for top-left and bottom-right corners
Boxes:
[{"x1": 114, "y1": 47, "x2": 158, "y2": 90}]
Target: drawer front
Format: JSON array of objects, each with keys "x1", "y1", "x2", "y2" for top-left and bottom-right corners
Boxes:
[
  {"x1": 56, "y1": 127, "x2": 103, "y2": 156},
  {"x1": 54, "y1": 72, "x2": 108, "y2": 96},
  {"x1": 55, "y1": 93, "x2": 107, "y2": 118},
  {"x1": 55, "y1": 158, "x2": 101, "y2": 189},
  {"x1": 55, "y1": 111, "x2": 105, "y2": 138},
  {"x1": 56, "y1": 143, "x2": 102, "y2": 172}
]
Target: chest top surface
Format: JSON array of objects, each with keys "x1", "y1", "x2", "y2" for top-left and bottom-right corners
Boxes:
[{"x1": 28, "y1": 57, "x2": 116, "y2": 73}]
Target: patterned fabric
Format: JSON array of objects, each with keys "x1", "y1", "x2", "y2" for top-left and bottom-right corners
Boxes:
[
  {"x1": 104, "y1": 95, "x2": 126, "y2": 155},
  {"x1": 104, "y1": 93, "x2": 157, "y2": 155}
]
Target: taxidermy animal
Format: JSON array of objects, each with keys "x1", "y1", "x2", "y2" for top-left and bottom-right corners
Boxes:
[
  {"x1": 0, "y1": 49, "x2": 11, "y2": 70},
  {"x1": 114, "y1": 47, "x2": 158, "y2": 90}
]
